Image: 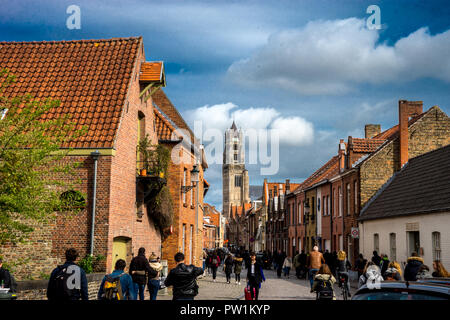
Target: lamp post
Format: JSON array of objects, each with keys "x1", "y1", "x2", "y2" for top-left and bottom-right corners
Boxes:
[{"x1": 190, "y1": 164, "x2": 200, "y2": 265}]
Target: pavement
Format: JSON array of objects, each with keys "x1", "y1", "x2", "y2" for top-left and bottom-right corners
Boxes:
[{"x1": 151, "y1": 266, "x2": 357, "y2": 300}]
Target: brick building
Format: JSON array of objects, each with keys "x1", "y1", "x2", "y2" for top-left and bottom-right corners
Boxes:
[
  {"x1": 152, "y1": 89, "x2": 209, "y2": 270},
  {"x1": 283, "y1": 100, "x2": 450, "y2": 265},
  {"x1": 203, "y1": 203, "x2": 221, "y2": 249},
  {"x1": 0, "y1": 37, "x2": 170, "y2": 278}
]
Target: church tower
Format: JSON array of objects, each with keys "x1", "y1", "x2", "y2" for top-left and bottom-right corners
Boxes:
[{"x1": 222, "y1": 121, "x2": 250, "y2": 219}]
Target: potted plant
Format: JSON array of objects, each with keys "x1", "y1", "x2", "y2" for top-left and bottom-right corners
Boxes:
[{"x1": 137, "y1": 135, "x2": 152, "y2": 176}]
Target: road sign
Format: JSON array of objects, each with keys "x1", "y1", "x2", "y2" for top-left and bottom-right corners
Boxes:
[{"x1": 351, "y1": 227, "x2": 359, "y2": 239}]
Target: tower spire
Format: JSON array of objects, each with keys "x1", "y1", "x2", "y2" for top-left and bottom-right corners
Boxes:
[{"x1": 231, "y1": 120, "x2": 237, "y2": 130}]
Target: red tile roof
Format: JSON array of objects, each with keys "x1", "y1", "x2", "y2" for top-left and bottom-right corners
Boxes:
[
  {"x1": 154, "y1": 107, "x2": 180, "y2": 141},
  {"x1": 351, "y1": 138, "x2": 386, "y2": 153},
  {"x1": 0, "y1": 37, "x2": 141, "y2": 148},
  {"x1": 299, "y1": 155, "x2": 340, "y2": 191},
  {"x1": 140, "y1": 61, "x2": 164, "y2": 83}
]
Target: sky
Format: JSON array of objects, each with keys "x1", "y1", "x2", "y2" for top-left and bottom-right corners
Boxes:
[{"x1": 1, "y1": 0, "x2": 450, "y2": 211}]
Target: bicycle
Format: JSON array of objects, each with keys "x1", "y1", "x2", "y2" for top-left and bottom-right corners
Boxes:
[{"x1": 338, "y1": 273, "x2": 349, "y2": 300}]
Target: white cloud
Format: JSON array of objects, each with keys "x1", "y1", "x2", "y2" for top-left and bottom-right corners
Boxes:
[
  {"x1": 227, "y1": 18, "x2": 450, "y2": 95},
  {"x1": 270, "y1": 116, "x2": 314, "y2": 146},
  {"x1": 184, "y1": 102, "x2": 314, "y2": 147}
]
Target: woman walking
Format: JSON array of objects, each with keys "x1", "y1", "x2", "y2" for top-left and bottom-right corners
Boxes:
[
  {"x1": 234, "y1": 254, "x2": 244, "y2": 285},
  {"x1": 224, "y1": 254, "x2": 234, "y2": 284},
  {"x1": 148, "y1": 253, "x2": 163, "y2": 300},
  {"x1": 282, "y1": 256, "x2": 292, "y2": 278},
  {"x1": 209, "y1": 250, "x2": 221, "y2": 282}
]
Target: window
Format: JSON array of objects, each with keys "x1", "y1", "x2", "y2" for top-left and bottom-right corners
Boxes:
[
  {"x1": 390, "y1": 233, "x2": 397, "y2": 261},
  {"x1": 346, "y1": 183, "x2": 351, "y2": 215},
  {"x1": 183, "y1": 168, "x2": 187, "y2": 204},
  {"x1": 432, "y1": 232, "x2": 441, "y2": 261},
  {"x1": 189, "y1": 225, "x2": 193, "y2": 264},
  {"x1": 234, "y1": 144, "x2": 238, "y2": 150},
  {"x1": 338, "y1": 187, "x2": 342, "y2": 217},
  {"x1": 298, "y1": 203, "x2": 302, "y2": 225},
  {"x1": 234, "y1": 154, "x2": 238, "y2": 161},
  {"x1": 0, "y1": 108, "x2": 7, "y2": 120},
  {"x1": 234, "y1": 175, "x2": 242, "y2": 187},
  {"x1": 374, "y1": 233, "x2": 379, "y2": 253},
  {"x1": 190, "y1": 182, "x2": 194, "y2": 206},
  {"x1": 323, "y1": 196, "x2": 326, "y2": 216},
  {"x1": 354, "y1": 181, "x2": 358, "y2": 214},
  {"x1": 182, "y1": 224, "x2": 186, "y2": 254}
]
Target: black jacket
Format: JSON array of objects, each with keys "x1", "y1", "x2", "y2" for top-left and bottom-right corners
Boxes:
[
  {"x1": 224, "y1": 257, "x2": 234, "y2": 274},
  {"x1": 371, "y1": 254, "x2": 382, "y2": 267},
  {"x1": 164, "y1": 263, "x2": 203, "y2": 298},
  {"x1": 247, "y1": 262, "x2": 264, "y2": 284},
  {"x1": 129, "y1": 254, "x2": 156, "y2": 285},
  {"x1": 0, "y1": 267, "x2": 16, "y2": 293},
  {"x1": 336, "y1": 259, "x2": 352, "y2": 273},
  {"x1": 404, "y1": 257, "x2": 424, "y2": 281}
]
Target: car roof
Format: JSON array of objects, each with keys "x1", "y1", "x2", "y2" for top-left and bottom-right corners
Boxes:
[{"x1": 356, "y1": 281, "x2": 450, "y2": 295}]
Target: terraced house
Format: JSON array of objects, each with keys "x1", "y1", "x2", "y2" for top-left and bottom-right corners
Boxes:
[
  {"x1": 0, "y1": 37, "x2": 184, "y2": 278},
  {"x1": 284, "y1": 100, "x2": 450, "y2": 264}
]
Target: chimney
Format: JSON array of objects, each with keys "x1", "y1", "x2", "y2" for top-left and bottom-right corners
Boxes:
[
  {"x1": 399, "y1": 100, "x2": 423, "y2": 168},
  {"x1": 285, "y1": 179, "x2": 290, "y2": 193},
  {"x1": 365, "y1": 124, "x2": 381, "y2": 139},
  {"x1": 338, "y1": 139, "x2": 346, "y2": 172}
]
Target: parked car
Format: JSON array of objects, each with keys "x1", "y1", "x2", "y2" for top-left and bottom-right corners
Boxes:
[
  {"x1": 416, "y1": 278, "x2": 450, "y2": 287},
  {"x1": 352, "y1": 281, "x2": 450, "y2": 300}
]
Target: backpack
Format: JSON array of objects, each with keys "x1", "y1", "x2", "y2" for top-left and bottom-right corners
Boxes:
[
  {"x1": 316, "y1": 278, "x2": 334, "y2": 300},
  {"x1": 50, "y1": 265, "x2": 79, "y2": 300},
  {"x1": 212, "y1": 257, "x2": 218, "y2": 265},
  {"x1": 101, "y1": 273, "x2": 124, "y2": 300}
]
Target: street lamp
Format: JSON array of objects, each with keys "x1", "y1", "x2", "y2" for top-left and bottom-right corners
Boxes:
[{"x1": 191, "y1": 164, "x2": 200, "y2": 266}]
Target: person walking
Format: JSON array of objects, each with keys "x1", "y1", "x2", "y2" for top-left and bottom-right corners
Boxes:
[
  {"x1": 98, "y1": 259, "x2": 136, "y2": 300},
  {"x1": 246, "y1": 252, "x2": 265, "y2": 300},
  {"x1": 164, "y1": 252, "x2": 203, "y2": 301},
  {"x1": 404, "y1": 252, "x2": 424, "y2": 281},
  {"x1": 336, "y1": 250, "x2": 352, "y2": 297},
  {"x1": 47, "y1": 248, "x2": 88, "y2": 301},
  {"x1": 307, "y1": 246, "x2": 325, "y2": 292},
  {"x1": 432, "y1": 260, "x2": 450, "y2": 277},
  {"x1": 379, "y1": 254, "x2": 390, "y2": 276},
  {"x1": 358, "y1": 261, "x2": 384, "y2": 288},
  {"x1": 0, "y1": 258, "x2": 17, "y2": 293},
  {"x1": 293, "y1": 251, "x2": 301, "y2": 279},
  {"x1": 224, "y1": 254, "x2": 234, "y2": 284},
  {"x1": 275, "y1": 250, "x2": 285, "y2": 278},
  {"x1": 312, "y1": 264, "x2": 336, "y2": 300},
  {"x1": 129, "y1": 247, "x2": 155, "y2": 300},
  {"x1": 208, "y1": 250, "x2": 220, "y2": 282},
  {"x1": 234, "y1": 254, "x2": 244, "y2": 285},
  {"x1": 355, "y1": 254, "x2": 367, "y2": 278},
  {"x1": 371, "y1": 251, "x2": 382, "y2": 267},
  {"x1": 148, "y1": 253, "x2": 163, "y2": 300},
  {"x1": 330, "y1": 251, "x2": 338, "y2": 276},
  {"x1": 282, "y1": 255, "x2": 292, "y2": 278},
  {"x1": 299, "y1": 250, "x2": 307, "y2": 279}
]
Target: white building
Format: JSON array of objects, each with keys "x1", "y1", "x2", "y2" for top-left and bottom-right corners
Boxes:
[{"x1": 359, "y1": 145, "x2": 450, "y2": 273}]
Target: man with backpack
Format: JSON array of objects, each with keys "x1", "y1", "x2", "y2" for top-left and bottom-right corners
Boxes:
[
  {"x1": 47, "y1": 248, "x2": 88, "y2": 301},
  {"x1": 98, "y1": 259, "x2": 136, "y2": 300},
  {"x1": 164, "y1": 252, "x2": 204, "y2": 300}
]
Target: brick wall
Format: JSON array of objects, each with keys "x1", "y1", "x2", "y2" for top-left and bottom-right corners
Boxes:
[{"x1": 360, "y1": 106, "x2": 450, "y2": 208}]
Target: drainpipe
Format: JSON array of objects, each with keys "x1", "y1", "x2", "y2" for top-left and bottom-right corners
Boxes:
[{"x1": 90, "y1": 150, "x2": 101, "y2": 256}]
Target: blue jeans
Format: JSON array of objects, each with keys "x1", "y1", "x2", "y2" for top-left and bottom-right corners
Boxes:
[
  {"x1": 148, "y1": 279, "x2": 160, "y2": 300},
  {"x1": 133, "y1": 283, "x2": 146, "y2": 301},
  {"x1": 309, "y1": 269, "x2": 319, "y2": 288}
]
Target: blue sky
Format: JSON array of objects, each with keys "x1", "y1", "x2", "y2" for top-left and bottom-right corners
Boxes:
[{"x1": 1, "y1": 0, "x2": 450, "y2": 211}]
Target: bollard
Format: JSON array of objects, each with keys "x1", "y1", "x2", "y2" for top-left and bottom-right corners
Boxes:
[{"x1": 160, "y1": 260, "x2": 169, "y2": 295}]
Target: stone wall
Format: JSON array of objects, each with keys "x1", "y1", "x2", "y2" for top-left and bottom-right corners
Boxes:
[{"x1": 15, "y1": 273, "x2": 104, "y2": 300}]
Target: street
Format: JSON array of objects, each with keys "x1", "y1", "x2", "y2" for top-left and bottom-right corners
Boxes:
[{"x1": 156, "y1": 267, "x2": 351, "y2": 300}]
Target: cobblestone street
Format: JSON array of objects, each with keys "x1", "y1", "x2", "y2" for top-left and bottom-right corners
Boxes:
[{"x1": 156, "y1": 267, "x2": 354, "y2": 300}]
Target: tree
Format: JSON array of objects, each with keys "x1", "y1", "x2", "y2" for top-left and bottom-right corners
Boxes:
[{"x1": 0, "y1": 69, "x2": 87, "y2": 245}]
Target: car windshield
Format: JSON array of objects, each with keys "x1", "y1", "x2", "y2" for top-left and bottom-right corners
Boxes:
[{"x1": 353, "y1": 291, "x2": 447, "y2": 300}]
